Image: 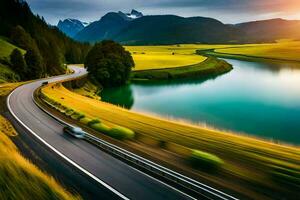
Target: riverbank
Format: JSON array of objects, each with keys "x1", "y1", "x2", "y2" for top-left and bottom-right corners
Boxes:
[
  {"x1": 197, "y1": 40, "x2": 300, "y2": 64},
  {"x1": 40, "y1": 82, "x2": 300, "y2": 200},
  {"x1": 131, "y1": 57, "x2": 232, "y2": 81}
]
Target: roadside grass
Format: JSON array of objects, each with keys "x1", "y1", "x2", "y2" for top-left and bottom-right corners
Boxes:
[
  {"x1": 0, "y1": 83, "x2": 80, "y2": 200},
  {"x1": 41, "y1": 83, "x2": 300, "y2": 198},
  {"x1": 0, "y1": 126, "x2": 81, "y2": 200}
]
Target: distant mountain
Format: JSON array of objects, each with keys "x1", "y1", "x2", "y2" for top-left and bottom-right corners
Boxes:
[
  {"x1": 57, "y1": 19, "x2": 88, "y2": 37},
  {"x1": 235, "y1": 18, "x2": 300, "y2": 43},
  {"x1": 73, "y1": 9, "x2": 300, "y2": 44},
  {"x1": 75, "y1": 10, "x2": 142, "y2": 42}
]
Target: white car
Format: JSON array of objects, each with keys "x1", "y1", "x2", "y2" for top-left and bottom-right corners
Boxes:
[{"x1": 63, "y1": 126, "x2": 86, "y2": 139}]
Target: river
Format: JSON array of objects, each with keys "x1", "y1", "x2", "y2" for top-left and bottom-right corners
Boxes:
[{"x1": 101, "y1": 59, "x2": 300, "y2": 145}]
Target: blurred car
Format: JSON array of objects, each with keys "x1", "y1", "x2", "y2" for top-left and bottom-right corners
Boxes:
[{"x1": 63, "y1": 126, "x2": 86, "y2": 139}]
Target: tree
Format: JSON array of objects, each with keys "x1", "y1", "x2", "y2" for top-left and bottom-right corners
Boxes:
[
  {"x1": 85, "y1": 40, "x2": 134, "y2": 87},
  {"x1": 10, "y1": 48, "x2": 27, "y2": 80},
  {"x1": 24, "y1": 48, "x2": 44, "y2": 79},
  {"x1": 10, "y1": 25, "x2": 33, "y2": 50}
]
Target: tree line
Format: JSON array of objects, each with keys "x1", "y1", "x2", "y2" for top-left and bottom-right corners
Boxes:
[{"x1": 0, "y1": 0, "x2": 90, "y2": 80}]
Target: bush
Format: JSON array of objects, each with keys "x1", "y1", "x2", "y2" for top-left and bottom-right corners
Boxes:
[
  {"x1": 79, "y1": 117, "x2": 92, "y2": 125},
  {"x1": 188, "y1": 150, "x2": 224, "y2": 171},
  {"x1": 87, "y1": 119, "x2": 101, "y2": 126},
  {"x1": 90, "y1": 123, "x2": 111, "y2": 133},
  {"x1": 71, "y1": 112, "x2": 85, "y2": 120},
  {"x1": 107, "y1": 126, "x2": 135, "y2": 140},
  {"x1": 65, "y1": 109, "x2": 74, "y2": 116}
]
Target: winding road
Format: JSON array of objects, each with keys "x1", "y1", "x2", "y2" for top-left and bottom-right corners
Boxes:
[{"x1": 6, "y1": 66, "x2": 195, "y2": 200}]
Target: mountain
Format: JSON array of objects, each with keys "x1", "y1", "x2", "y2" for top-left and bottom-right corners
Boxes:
[
  {"x1": 113, "y1": 15, "x2": 241, "y2": 45},
  {"x1": 75, "y1": 11, "x2": 241, "y2": 44},
  {"x1": 74, "y1": 11, "x2": 134, "y2": 42},
  {"x1": 57, "y1": 19, "x2": 88, "y2": 37},
  {"x1": 74, "y1": 8, "x2": 300, "y2": 45},
  {"x1": 235, "y1": 18, "x2": 300, "y2": 43}
]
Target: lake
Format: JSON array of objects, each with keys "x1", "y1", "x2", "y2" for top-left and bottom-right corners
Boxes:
[{"x1": 101, "y1": 59, "x2": 300, "y2": 145}]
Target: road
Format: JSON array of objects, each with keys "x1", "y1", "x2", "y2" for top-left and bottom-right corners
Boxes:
[{"x1": 7, "y1": 66, "x2": 193, "y2": 200}]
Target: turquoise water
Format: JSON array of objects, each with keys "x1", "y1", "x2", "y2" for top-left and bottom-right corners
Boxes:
[{"x1": 102, "y1": 59, "x2": 300, "y2": 144}]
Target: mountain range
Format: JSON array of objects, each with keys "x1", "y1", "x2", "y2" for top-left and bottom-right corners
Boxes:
[
  {"x1": 58, "y1": 10, "x2": 300, "y2": 45},
  {"x1": 57, "y1": 19, "x2": 89, "y2": 37}
]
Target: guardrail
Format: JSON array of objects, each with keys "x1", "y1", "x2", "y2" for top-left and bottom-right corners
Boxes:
[{"x1": 34, "y1": 84, "x2": 238, "y2": 200}]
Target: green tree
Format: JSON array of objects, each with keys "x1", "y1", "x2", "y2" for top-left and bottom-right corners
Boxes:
[
  {"x1": 10, "y1": 48, "x2": 27, "y2": 80},
  {"x1": 10, "y1": 25, "x2": 33, "y2": 50},
  {"x1": 85, "y1": 40, "x2": 134, "y2": 87},
  {"x1": 24, "y1": 48, "x2": 44, "y2": 79}
]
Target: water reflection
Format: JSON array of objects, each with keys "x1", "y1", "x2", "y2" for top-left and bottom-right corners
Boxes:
[{"x1": 101, "y1": 58, "x2": 300, "y2": 144}]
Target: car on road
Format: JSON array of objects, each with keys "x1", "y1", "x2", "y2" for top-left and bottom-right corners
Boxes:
[{"x1": 63, "y1": 126, "x2": 86, "y2": 139}]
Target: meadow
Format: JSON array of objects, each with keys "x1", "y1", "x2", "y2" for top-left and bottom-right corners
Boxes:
[
  {"x1": 0, "y1": 83, "x2": 80, "y2": 200},
  {"x1": 41, "y1": 83, "x2": 300, "y2": 199},
  {"x1": 213, "y1": 40, "x2": 300, "y2": 62},
  {"x1": 125, "y1": 45, "x2": 207, "y2": 70},
  {"x1": 0, "y1": 38, "x2": 24, "y2": 82}
]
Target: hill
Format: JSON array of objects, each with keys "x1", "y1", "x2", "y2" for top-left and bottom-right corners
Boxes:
[
  {"x1": 236, "y1": 18, "x2": 300, "y2": 43},
  {"x1": 0, "y1": 0, "x2": 90, "y2": 80},
  {"x1": 0, "y1": 37, "x2": 25, "y2": 83},
  {"x1": 73, "y1": 10, "x2": 300, "y2": 45}
]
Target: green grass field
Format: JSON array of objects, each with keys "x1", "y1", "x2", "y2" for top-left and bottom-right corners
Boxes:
[{"x1": 0, "y1": 38, "x2": 24, "y2": 83}]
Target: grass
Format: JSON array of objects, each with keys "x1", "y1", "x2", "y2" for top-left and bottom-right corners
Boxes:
[
  {"x1": 0, "y1": 120, "x2": 81, "y2": 200},
  {"x1": 0, "y1": 37, "x2": 24, "y2": 60},
  {"x1": 41, "y1": 83, "x2": 300, "y2": 199},
  {"x1": 131, "y1": 57, "x2": 232, "y2": 81},
  {"x1": 0, "y1": 83, "x2": 80, "y2": 200},
  {"x1": 125, "y1": 45, "x2": 207, "y2": 70},
  {"x1": 0, "y1": 38, "x2": 24, "y2": 83}
]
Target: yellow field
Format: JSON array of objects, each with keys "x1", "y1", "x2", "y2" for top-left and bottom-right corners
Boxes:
[
  {"x1": 0, "y1": 83, "x2": 80, "y2": 200},
  {"x1": 0, "y1": 115, "x2": 80, "y2": 200},
  {"x1": 214, "y1": 40, "x2": 300, "y2": 61},
  {"x1": 42, "y1": 83, "x2": 300, "y2": 199},
  {"x1": 126, "y1": 40, "x2": 300, "y2": 71},
  {"x1": 125, "y1": 45, "x2": 207, "y2": 70}
]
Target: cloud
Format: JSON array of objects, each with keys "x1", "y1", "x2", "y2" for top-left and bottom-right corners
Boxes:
[{"x1": 26, "y1": 0, "x2": 300, "y2": 25}]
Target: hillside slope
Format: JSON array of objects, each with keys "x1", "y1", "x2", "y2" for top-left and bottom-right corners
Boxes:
[{"x1": 74, "y1": 10, "x2": 300, "y2": 45}]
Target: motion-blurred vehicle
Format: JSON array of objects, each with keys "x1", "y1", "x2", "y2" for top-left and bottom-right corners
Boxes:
[{"x1": 63, "y1": 126, "x2": 86, "y2": 139}]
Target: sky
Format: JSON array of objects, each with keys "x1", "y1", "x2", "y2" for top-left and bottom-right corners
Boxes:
[{"x1": 26, "y1": 0, "x2": 300, "y2": 25}]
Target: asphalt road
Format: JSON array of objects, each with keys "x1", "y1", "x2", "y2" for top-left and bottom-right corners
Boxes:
[{"x1": 7, "y1": 66, "x2": 193, "y2": 200}]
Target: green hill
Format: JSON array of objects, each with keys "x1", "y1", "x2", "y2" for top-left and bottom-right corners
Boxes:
[
  {"x1": 0, "y1": 0, "x2": 90, "y2": 80},
  {"x1": 0, "y1": 37, "x2": 25, "y2": 83}
]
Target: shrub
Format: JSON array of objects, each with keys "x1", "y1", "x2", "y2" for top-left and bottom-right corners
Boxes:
[
  {"x1": 107, "y1": 126, "x2": 135, "y2": 140},
  {"x1": 90, "y1": 123, "x2": 111, "y2": 133},
  {"x1": 188, "y1": 149, "x2": 224, "y2": 171},
  {"x1": 79, "y1": 117, "x2": 92, "y2": 125},
  {"x1": 65, "y1": 109, "x2": 74, "y2": 116},
  {"x1": 70, "y1": 112, "x2": 85, "y2": 120},
  {"x1": 87, "y1": 119, "x2": 101, "y2": 127}
]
